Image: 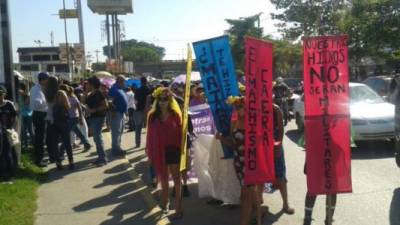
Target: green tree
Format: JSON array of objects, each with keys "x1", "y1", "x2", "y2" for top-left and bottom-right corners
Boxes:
[
  {"x1": 270, "y1": 0, "x2": 349, "y2": 40},
  {"x1": 225, "y1": 14, "x2": 263, "y2": 69},
  {"x1": 338, "y1": 0, "x2": 400, "y2": 76},
  {"x1": 271, "y1": 0, "x2": 400, "y2": 75},
  {"x1": 91, "y1": 62, "x2": 106, "y2": 71},
  {"x1": 265, "y1": 37, "x2": 302, "y2": 77},
  {"x1": 103, "y1": 39, "x2": 165, "y2": 63}
]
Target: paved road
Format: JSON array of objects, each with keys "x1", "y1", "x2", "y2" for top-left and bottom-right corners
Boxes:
[
  {"x1": 263, "y1": 122, "x2": 400, "y2": 225},
  {"x1": 130, "y1": 121, "x2": 400, "y2": 225},
  {"x1": 35, "y1": 122, "x2": 400, "y2": 225}
]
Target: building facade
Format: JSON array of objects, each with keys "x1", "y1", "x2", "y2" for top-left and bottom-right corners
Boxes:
[{"x1": 16, "y1": 47, "x2": 69, "y2": 73}]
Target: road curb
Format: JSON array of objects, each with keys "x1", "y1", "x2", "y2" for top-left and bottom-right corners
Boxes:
[{"x1": 120, "y1": 157, "x2": 171, "y2": 225}]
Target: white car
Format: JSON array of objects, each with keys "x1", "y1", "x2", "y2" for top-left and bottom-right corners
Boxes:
[{"x1": 294, "y1": 83, "x2": 395, "y2": 141}]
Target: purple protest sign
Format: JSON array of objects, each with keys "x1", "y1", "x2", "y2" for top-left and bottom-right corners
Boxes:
[{"x1": 190, "y1": 104, "x2": 216, "y2": 136}]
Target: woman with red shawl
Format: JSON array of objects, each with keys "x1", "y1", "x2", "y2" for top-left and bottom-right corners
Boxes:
[{"x1": 146, "y1": 87, "x2": 183, "y2": 219}]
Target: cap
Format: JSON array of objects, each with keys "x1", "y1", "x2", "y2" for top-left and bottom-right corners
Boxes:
[
  {"x1": 37, "y1": 72, "x2": 50, "y2": 82},
  {"x1": 0, "y1": 85, "x2": 7, "y2": 95}
]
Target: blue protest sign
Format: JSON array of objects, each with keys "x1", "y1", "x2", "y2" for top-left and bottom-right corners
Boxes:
[{"x1": 193, "y1": 35, "x2": 239, "y2": 158}]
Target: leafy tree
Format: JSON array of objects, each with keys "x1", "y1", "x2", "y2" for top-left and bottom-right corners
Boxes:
[
  {"x1": 91, "y1": 62, "x2": 106, "y2": 71},
  {"x1": 122, "y1": 47, "x2": 162, "y2": 64},
  {"x1": 264, "y1": 37, "x2": 302, "y2": 77},
  {"x1": 270, "y1": 0, "x2": 350, "y2": 40},
  {"x1": 271, "y1": 0, "x2": 400, "y2": 75},
  {"x1": 225, "y1": 14, "x2": 263, "y2": 69},
  {"x1": 337, "y1": 0, "x2": 400, "y2": 76},
  {"x1": 103, "y1": 39, "x2": 165, "y2": 63}
]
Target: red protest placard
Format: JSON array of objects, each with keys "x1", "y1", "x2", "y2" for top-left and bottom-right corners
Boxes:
[
  {"x1": 303, "y1": 35, "x2": 352, "y2": 195},
  {"x1": 244, "y1": 37, "x2": 275, "y2": 185}
]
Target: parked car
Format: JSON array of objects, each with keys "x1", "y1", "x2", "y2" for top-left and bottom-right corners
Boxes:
[
  {"x1": 363, "y1": 76, "x2": 394, "y2": 101},
  {"x1": 294, "y1": 83, "x2": 395, "y2": 141}
]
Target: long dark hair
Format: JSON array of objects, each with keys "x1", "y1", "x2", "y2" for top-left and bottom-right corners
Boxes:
[
  {"x1": 150, "y1": 99, "x2": 174, "y2": 122},
  {"x1": 46, "y1": 76, "x2": 59, "y2": 103}
]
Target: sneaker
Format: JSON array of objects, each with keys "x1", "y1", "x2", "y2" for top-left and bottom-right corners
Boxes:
[
  {"x1": 56, "y1": 162, "x2": 64, "y2": 171},
  {"x1": 112, "y1": 150, "x2": 126, "y2": 157},
  {"x1": 96, "y1": 161, "x2": 107, "y2": 167},
  {"x1": 36, "y1": 161, "x2": 48, "y2": 168},
  {"x1": 83, "y1": 143, "x2": 92, "y2": 152},
  {"x1": 95, "y1": 159, "x2": 107, "y2": 167}
]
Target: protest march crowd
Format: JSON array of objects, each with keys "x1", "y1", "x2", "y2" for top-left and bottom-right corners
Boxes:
[{"x1": 0, "y1": 35, "x2": 397, "y2": 225}]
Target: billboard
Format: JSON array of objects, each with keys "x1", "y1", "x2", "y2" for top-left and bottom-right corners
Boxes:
[
  {"x1": 59, "y1": 44, "x2": 69, "y2": 64},
  {"x1": 87, "y1": 0, "x2": 133, "y2": 15},
  {"x1": 59, "y1": 9, "x2": 78, "y2": 19},
  {"x1": 73, "y1": 44, "x2": 85, "y2": 65}
]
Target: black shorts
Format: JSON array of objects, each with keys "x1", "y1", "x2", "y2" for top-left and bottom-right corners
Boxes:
[{"x1": 165, "y1": 151, "x2": 180, "y2": 165}]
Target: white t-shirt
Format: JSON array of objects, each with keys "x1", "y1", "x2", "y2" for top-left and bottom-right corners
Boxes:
[{"x1": 126, "y1": 91, "x2": 136, "y2": 110}]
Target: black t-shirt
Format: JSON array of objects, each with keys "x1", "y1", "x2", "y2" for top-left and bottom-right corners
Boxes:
[
  {"x1": 53, "y1": 104, "x2": 69, "y2": 129},
  {"x1": 0, "y1": 100, "x2": 17, "y2": 129},
  {"x1": 273, "y1": 83, "x2": 290, "y2": 99},
  {"x1": 134, "y1": 86, "x2": 150, "y2": 111},
  {"x1": 86, "y1": 91, "x2": 107, "y2": 118}
]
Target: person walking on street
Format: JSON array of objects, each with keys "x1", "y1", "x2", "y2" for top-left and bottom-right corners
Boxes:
[
  {"x1": 134, "y1": 77, "x2": 151, "y2": 148},
  {"x1": 272, "y1": 103, "x2": 295, "y2": 215},
  {"x1": 60, "y1": 85, "x2": 91, "y2": 151},
  {"x1": 0, "y1": 86, "x2": 17, "y2": 183},
  {"x1": 86, "y1": 76, "x2": 109, "y2": 166},
  {"x1": 217, "y1": 96, "x2": 264, "y2": 225},
  {"x1": 109, "y1": 75, "x2": 128, "y2": 156},
  {"x1": 19, "y1": 83, "x2": 34, "y2": 149},
  {"x1": 146, "y1": 87, "x2": 184, "y2": 220},
  {"x1": 30, "y1": 72, "x2": 49, "y2": 167},
  {"x1": 126, "y1": 87, "x2": 136, "y2": 132}
]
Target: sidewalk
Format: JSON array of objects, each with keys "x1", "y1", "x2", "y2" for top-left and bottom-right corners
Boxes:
[{"x1": 35, "y1": 130, "x2": 165, "y2": 225}]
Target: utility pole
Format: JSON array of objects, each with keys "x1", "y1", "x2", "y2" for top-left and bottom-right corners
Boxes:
[
  {"x1": 76, "y1": 0, "x2": 85, "y2": 71},
  {"x1": 0, "y1": 0, "x2": 16, "y2": 102},
  {"x1": 50, "y1": 31, "x2": 54, "y2": 46},
  {"x1": 106, "y1": 14, "x2": 111, "y2": 59},
  {"x1": 62, "y1": 0, "x2": 71, "y2": 73},
  {"x1": 94, "y1": 49, "x2": 100, "y2": 63}
]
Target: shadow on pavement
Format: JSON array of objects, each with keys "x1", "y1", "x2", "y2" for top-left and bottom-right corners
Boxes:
[
  {"x1": 352, "y1": 141, "x2": 395, "y2": 160},
  {"x1": 130, "y1": 153, "x2": 287, "y2": 225},
  {"x1": 73, "y1": 171, "x2": 156, "y2": 225},
  {"x1": 390, "y1": 188, "x2": 400, "y2": 225},
  {"x1": 285, "y1": 130, "x2": 302, "y2": 148},
  {"x1": 44, "y1": 157, "x2": 99, "y2": 183}
]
